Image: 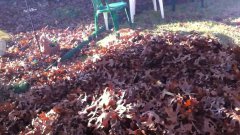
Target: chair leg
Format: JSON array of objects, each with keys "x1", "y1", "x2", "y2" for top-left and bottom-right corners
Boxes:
[
  {"x1": 124, "y1": 8, "x2": 132, "y2": 26},
  {"x1": 159, "y1": 0, "x2": 165, "y2": 19},
  {"x1": 129, "y1": 0, "x2": 135, "y2": 23},
  {"x1": 103, "y1": 13, "x2": 109, "y2": 30},
  {"x1": 109, "y1": 11, "x2": 119, "y2": 32},
  {"x1": 94, "y1": 14, "x2": 99, "y2": 37},
  {"x1": 152, "y1": 0, "x2": 157, "y2": 11}
]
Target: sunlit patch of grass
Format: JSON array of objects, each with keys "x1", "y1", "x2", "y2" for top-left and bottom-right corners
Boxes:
[
  {"x1": 0, "y1": 30, "x2": 10, "y2": 40},
  {"x1": 153, "y1": 21, "x2": 240, "y2": 46}
]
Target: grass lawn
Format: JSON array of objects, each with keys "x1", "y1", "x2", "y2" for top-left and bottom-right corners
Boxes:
[
  {"x1": 99, "y1": 0, "x2": 240, "y2": 47},
  {"x1": 134, "y1": 0, "x2": 240, "y2": 46}
]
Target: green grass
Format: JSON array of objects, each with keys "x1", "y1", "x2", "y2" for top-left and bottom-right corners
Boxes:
[{"x1": 119, "y1": 0, "x2": 240, "y2": 46}]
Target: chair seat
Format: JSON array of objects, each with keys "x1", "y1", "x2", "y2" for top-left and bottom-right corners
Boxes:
[
  {"x1": 97, "y1": 2, "x2": 127, "y2": 13},
  {"x1": 109, "y1": 1, "x2": 127, "y2": 9}
]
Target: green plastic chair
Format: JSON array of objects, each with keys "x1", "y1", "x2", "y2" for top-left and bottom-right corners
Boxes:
[{"x1": 91, "y1": 0, "x2": 131, "y2": 35}]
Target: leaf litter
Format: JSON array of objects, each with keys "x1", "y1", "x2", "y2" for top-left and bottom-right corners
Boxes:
[{"x1": 0, "y1": 28, "x2": 240, "y2": 135}]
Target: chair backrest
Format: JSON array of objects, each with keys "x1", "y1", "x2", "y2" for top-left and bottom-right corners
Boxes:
[{"x1": 91, "y1": 0, "x2": 104, "y2": 11}]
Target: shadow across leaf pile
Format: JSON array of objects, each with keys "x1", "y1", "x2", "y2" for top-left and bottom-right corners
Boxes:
[{"x1": 0, "y1": 29, "x2": 240, "y2": 134}]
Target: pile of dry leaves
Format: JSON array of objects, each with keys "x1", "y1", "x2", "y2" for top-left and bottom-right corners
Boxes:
[{"x1": 1, "y1": 29, "x2": 240, "y2": 135}]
